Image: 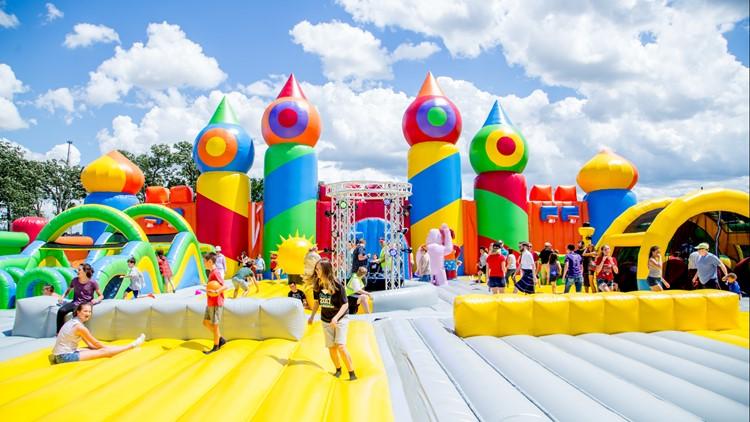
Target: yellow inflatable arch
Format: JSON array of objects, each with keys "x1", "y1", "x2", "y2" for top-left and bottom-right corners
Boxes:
[{"x1": 597, "y1": 188, "x2": 750, "y2": 282}]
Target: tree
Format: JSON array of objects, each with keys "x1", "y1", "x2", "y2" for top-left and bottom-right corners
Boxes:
[
  {"x1": 0, "y1": 141, "x2": 44, "y2": 229},
  {"x1": 250, "y1": 178, "x2": 264, "y2": 202},
  {"x1": 39, "y1": 159, "x2": 86, "y2": 215}
]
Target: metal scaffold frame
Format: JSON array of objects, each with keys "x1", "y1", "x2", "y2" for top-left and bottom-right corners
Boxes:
[{"x1": 327, "y1": 181, "x2": 412, "y2": 289}]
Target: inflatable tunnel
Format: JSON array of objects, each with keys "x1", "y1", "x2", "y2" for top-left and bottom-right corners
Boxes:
[{"x1": 597, "y1": 189, "x2": 749, "y2": 290}]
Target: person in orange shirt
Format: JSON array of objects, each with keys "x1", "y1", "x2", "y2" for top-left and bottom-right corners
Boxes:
[{"x1": 203, "y1": 252, "x2": 229, "y2": 355}]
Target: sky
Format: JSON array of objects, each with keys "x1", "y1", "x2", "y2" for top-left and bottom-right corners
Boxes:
[{"x1": 1, "y1": 0, "x2": 748, "y2": 201}]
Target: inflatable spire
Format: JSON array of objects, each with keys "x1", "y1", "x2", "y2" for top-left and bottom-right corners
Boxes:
[
  {"x1": 261, "y1": 74, "x2": 320, "y2": 276},
  {"x1": 470, "y1": 101, "x2": 529, "y2": 249},
  {"x1": 193, "y1": 97, "x2": 255, "y2": 276},
  {"x1": 577, "y1": 148, "x2": 638, "y2": 243},
  {"x1": 80, "y1": 151, "x2": 144, "y2": 240},
  {"x1": 403, "y1": 72, "x2": 463, "y2": 277}
]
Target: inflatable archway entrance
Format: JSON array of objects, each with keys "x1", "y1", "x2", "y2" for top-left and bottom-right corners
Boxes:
[{"x1": 597, "y1": 189, "x2": 750, "y2": 284}]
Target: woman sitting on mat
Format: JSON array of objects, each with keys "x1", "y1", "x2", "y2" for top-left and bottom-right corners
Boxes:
[{"x1": 49, "y1": 302, "x2": 144, "y2": 365}]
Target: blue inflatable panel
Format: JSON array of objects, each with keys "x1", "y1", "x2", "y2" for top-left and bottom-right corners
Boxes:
[
  {"x1": 586, "y1": 189, "x2": 637, "y2": 244},
  {"x1": 540, "y1": 205, "x2": 558, "y2": 222},
  {"x1": 561, "y1": 205, "x2": 579, "y2": 222},
  {"x1": 82, "y1": 192, "x2": 140, "y2": 240}
]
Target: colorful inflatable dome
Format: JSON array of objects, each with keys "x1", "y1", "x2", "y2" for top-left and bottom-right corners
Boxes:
[
  {"x1": 80, "y1": 151, "x2": 145, "y2": 194},
  {"x1": 403, "y1": 72, "x2": 462, "y2": 146},
  {"x1": 193, "y1": 97, "x2": 255, "y2": 173},
  {"x1": 261, "y1": 74, "x2": 321, "y2": 147},
  {"x1": 469, "y1": 100, "x2": 528, "y2": 174},
  {"x1": 576, "y1": 148, "x2": 639, "y2": 193}
]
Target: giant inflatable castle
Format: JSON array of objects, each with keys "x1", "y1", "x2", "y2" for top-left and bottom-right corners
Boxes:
[{"x1": 0, "y1": 72, "x2": 748, "y2": 308}]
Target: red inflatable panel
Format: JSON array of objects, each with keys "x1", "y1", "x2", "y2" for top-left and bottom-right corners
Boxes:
[
  {"x1": 11, "y1": 216, "x2": 48, "y2": 245},
  {"x1": 145, "y1": 186, "x2": 169, "y2": 204},
  {"x1": 169, "y1": 185, "x2": 194, "y2": 204},
  {"x1": 554, "y1": 185, "x2": 578, "y2": 202},
  {"x1": 529, "y1": 185, "x2": 553, "y2": 201}
]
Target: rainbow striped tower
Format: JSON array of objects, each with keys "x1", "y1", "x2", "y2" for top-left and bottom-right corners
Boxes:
[
  {"x1": 404, "y1": 72, "x2": 463, "y2": 264},
  {"x1": 261, "y1": 74, "x2": 321, "y2": 271},
  {"x1": 193, "y1": 97, "x2": 254, "y2": 277},
  {"x1": 470, "y1": 101, "x2": 529, "y2": 249}
]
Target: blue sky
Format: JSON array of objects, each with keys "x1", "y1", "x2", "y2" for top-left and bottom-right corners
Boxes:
[{"x1": 1, "y1": 0, "x2": 748, "y2": 199}]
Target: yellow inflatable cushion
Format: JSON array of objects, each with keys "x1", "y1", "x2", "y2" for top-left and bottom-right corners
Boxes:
[{"x1": 454, "y1": 290, "x2": 739, "y2": 338}]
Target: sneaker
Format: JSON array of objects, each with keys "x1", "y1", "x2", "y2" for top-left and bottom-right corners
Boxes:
[
  {"x1": 333, "y1": 368, "x2": 342, "y2": 378},
  {"x1": 348, "y1": 371, "x2": 357, "y2": 381},
  {"x1": 131, "y1": 333, "x2": 146, "y2": 348},
  {"x1": 218, "y1": 337, "x2": 227, "y2": 349}
]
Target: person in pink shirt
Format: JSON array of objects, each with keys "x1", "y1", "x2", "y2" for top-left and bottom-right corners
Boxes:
[{"x1": 156, "y1": 250, "x2": 175, "y2": 293}]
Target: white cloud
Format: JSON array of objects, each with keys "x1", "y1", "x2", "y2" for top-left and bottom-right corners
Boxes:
[
  {"x1": 0, "y1": 7, "x2": 19, "y2": 28},
  {"x1": 64, "y1": 23, "x2": 119, "y2": 48},
  {"x1": 0, "y1": 63, "x2": 28, "y2": 130},
  {"x1": 289, "y1": 21, "x2": 439, "y2": 86},
  {"x1": 35, "y1": 87, "x2": 76, "y2": 124},
  {"x1": 85, "y1": 22, "x2": 226, "y2": 105},
  {"x1": 391, "y1": 41, "x2": 440, "y2": 62},
  {"x1": 45, "y1": 3, "x2": 63, "y2": 23},
  {"x1": 290, "y1": 21, "x2": 393, "y2": 84}
]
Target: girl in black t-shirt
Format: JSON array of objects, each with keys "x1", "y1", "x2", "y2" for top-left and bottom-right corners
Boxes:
[{"x1": 308, "y1": 259, "x2": 357, "y2": 380}]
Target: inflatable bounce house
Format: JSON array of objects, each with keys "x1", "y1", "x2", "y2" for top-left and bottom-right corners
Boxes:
[{"x1": 0, "y1": 72, "x2": 747, "y2": 421}]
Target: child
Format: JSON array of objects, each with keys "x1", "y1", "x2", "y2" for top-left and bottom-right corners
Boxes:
[
  {"x1": 288, "y1": 280, "x2": 309, "y2": 310},
  {"x1": 231, "y1": 262, "x2": 259, "y2": 298},
  {"x1": 254, "y1": 255, "x2": 265, "y2": 281},
  {"x1": 214, "y1": 246, "x2": 227, "y2": 281},
  {"x1": 308, "y1": 259, "x2": 356, "y2": 380},
  {"x1": 548, "y1": 253, "x2": 561, "y2": 294},
  {"x1": 42, "y1": 283, "x2": 61, "y2": 300},
  {"x1": 595, "y1": 245, "x2": 619, "y2": 292},
  {"x1": 723, "y1": 273, "x2": 741, "y2": 297},
  {"x1": 346, "y1": 267, "x2": 372, "y2": 314},
  {"x1": 270, "y1": 253, "x2": 282, "y2": 282},
  {"x1": 203, "y1": 252, "x2": 229, "y2": 355},
  {"x1": 122, "y1": 257, "x2": 144, "y2": 298},
  {"x1": 156, "y1": 250, "x2": 175, "y2": 293},
  {"x1": 647, "y1": 246, "x2": 670, "y2": 291},
  {"x1": 562, "y1": 244, "x2": 584, "y2": 294},
  {"x1": 506, "y1": 249, "x2": 517, "y2": 286}
]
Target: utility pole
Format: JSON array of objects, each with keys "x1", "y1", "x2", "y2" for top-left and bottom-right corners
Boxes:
[{"x1": 66, "y1": 140, "x2": 73, "y2": 166}]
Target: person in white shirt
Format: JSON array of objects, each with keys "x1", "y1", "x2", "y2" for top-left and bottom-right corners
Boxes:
[
  {"x1": 515, "y1": 242, "x2": 537, "y2": 294},
  {"x1": 506, "y1": 249, "x2": 518, "y2": 285}
]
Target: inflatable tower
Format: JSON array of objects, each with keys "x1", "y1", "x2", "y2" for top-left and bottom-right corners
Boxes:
[
  {"x1": 470, "y1": 101, "x2": 529, "y2": 249},
  {"x1": 80, "y1": 151, "x2": 144, "y2": 240},
  {"x1": 261, "y1": 75, "x2": 321, "y2": 272},
  {"x1": 577, "y1": 148, "x2": 638, "y2": 244},
  {"x1": 403, "y1": 72, "x2": 463, "y2": 263},
  {"x1": 193, "y1": 98, "x2": 254, "y2": 276}
]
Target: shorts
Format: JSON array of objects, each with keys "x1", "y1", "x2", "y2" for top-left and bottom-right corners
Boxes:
[
  {"x1": 444, "y1": 260, "x2": 457, "y2": 271},
  {"x1": 598, "y1": 279, "x2": 614, "y2": 289},
  {"x1": 646, "y1": 276, "x2": 662, "y2": 287},
  {"x1": 49, "y1": 352, "x2": 79, "y2": 364},
  {"x1": 488, "y1": 276, "x2": 507, "y2": 288},
  {"x1": 322, "y1": 317, "x2": 349, "y2": 348},
  {"x1": 232, "y1": 277, "x2": 248, "y2": 290},
  {"x1": 418, "y1": 274, "x2": 431, "y2": 282},
  {"x1": 125, "y1": 287, "x2": 140, "y2": 298},
  {"x1": 478, "y1": 265, "x2": 487, "y2": 274},
  {"x1": 506, "y1": 268, "x2": 516, "y2": 279},
  {"x1": 203, "y1": 306, "x2": 223, "y2": 325}
]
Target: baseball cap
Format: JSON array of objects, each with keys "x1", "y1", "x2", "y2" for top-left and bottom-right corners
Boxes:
[
  {"x1": 492, "y1": 242, "x2": 502, "y2": 249},
  {"x1": 695, "y1": 242, "x2": 709, "y2": 250}
]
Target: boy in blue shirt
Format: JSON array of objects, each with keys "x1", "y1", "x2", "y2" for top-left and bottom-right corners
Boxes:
[{"x1": 723, "y1": 273, "x2": 742, "y2": 297}]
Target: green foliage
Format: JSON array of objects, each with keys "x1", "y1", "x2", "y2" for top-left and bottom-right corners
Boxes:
[
  {"x1": 38, "y1": 160, "x2": 85, "y2": 215},
  {"x1": 0, "y1": 141, "x2": 44, "y2": 229},
  {"x1": 120, "y1": 141, "x2": 200, "y2": 199},
  {"x1": 250, "y1": 177, "x2": 264, "y2": 203}
]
